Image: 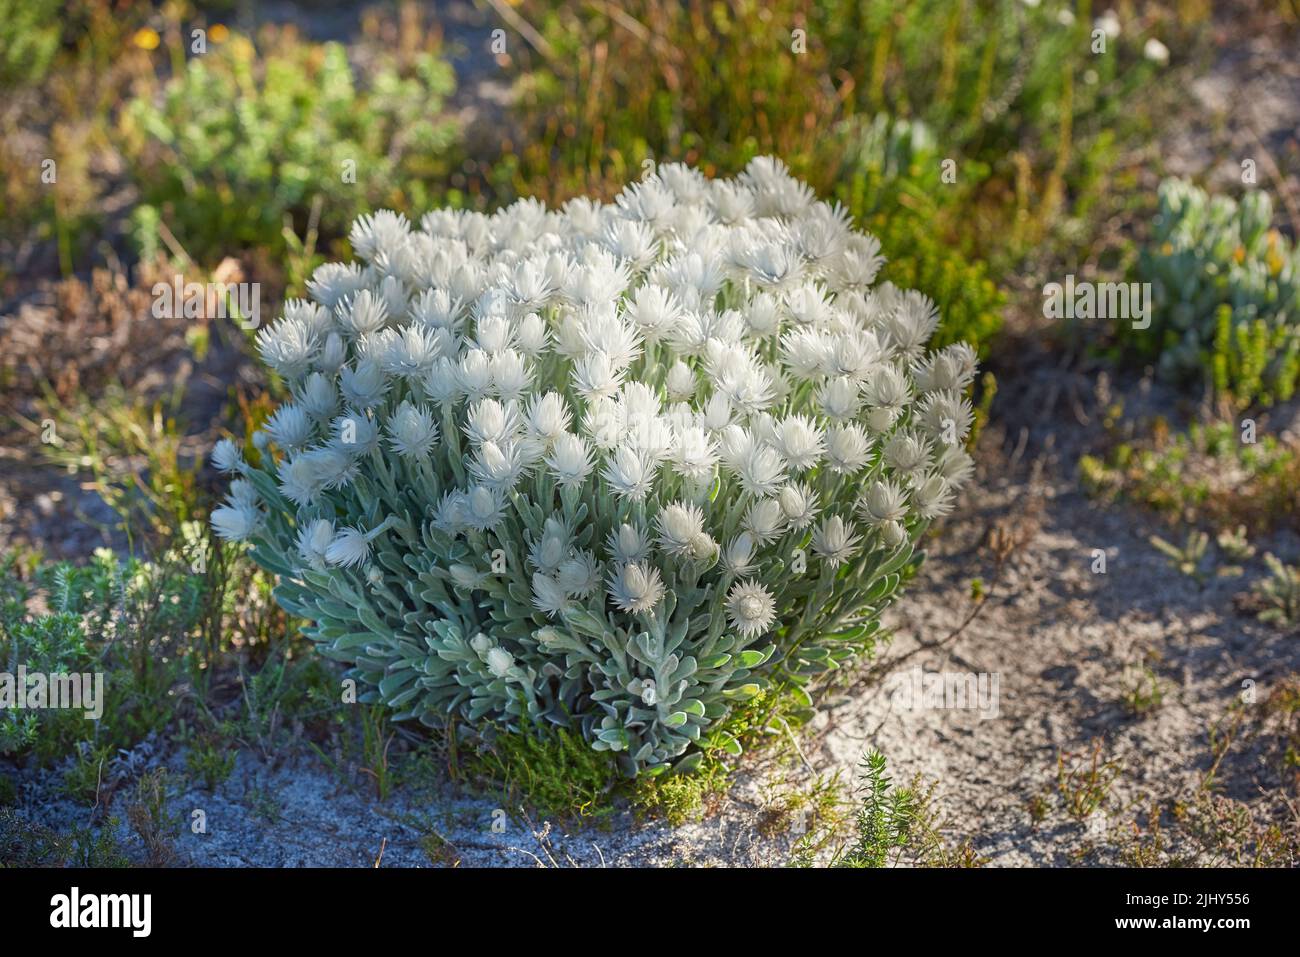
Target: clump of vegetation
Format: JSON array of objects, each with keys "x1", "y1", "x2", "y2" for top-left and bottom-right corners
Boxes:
[
  {"x1": 120, "y1": 18, "x2": 463, "y2": 263},
  {"x1": 1250, "y1": 554, "x2": 1300, "y2": 627},
  {"x1": 1131, "y1": 179, "x2": 1300, "y2": 408},
  {"x1": 465, "y1": 725, "x2": 622, "y2": 823},
  {"x1": 793, "y1": 750, "x2": 984, "y2": 867},
  {"x1": 1149, "y1": 529, "x2": 1209, "y2": 582},
  {"x1": 1080, "y1": 419, "x2": 1300, "y2": 532},
  {"x1": 215, "y1": 161, "x2": 980, "y2": 775}
]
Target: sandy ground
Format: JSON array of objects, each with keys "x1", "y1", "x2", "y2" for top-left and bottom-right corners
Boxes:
[{"x1": 11, "y1": 387, "x2": 1297, "y2": 867}]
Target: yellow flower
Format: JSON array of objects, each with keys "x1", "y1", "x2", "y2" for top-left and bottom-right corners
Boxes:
[
  {"x1": 132, "y1": 27, "x2": 161, "y2": 50},
  {"x1": 210, "y1": 23, "x2": 230, "y2": 43}
]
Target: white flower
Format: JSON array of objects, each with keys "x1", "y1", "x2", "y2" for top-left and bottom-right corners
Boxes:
[
  {"x1": 386, "y1": 401, "x2": 440, "y2": 459},
  {"x1": 1095, "y1": 10, "x2": 1121, "y2": 40},
  {"x1": 603, "y1": 445, "x2": 657, "y2": 501},
  {"x1": 883, "y1": 429, "x2": 933, "y2": 477},
  {"x1": 726, "y1": 579, "x2": 777, "y2": 638},
  {"x1": 778, "y1": 482, "x2": 820, "y2": 530},
  {"x1": 825, "y1": 423, "x2": 873, "y2": 473},
  {"x1": 731, "y1": 437, "x2": 787, "y2": 498},
  {"x1": 257, "y1": 317, "x2": 318, "y2": 380},
  {"x1": 296, "y1": 518, "x2": 336, "y2": 569},
  {"x1": 1143, "y1": 37, "x2": 1169, "y2": 65},
  {"x1": 774, "y1": 414, "x2": 825, "y2": 471},
  {"x1": 211, "y1": 438, "x2": 244, "y2": 474},
  {"x1": 607, "y1": 561, "x2": 665, "y2": 614},
  {"x1": 325, "y1": 525, "x2": 374, "y2": 568},
  {"x1": 265, "y1": 404, "x2": 314, "y2": 451},
  {"x1": 912, "y1": 472, "x2": 956, "y2": 520},
  {"x1": 486, "y1": 646, "x2": 515, "y2": 679},
  {"x1": 464, "y1": 485, "x2": 506, "y2": 531},
  {"x1": 657, "y1": 502, "x2": 707, "y2": 558},
  {"x1": 722, "y1": 532, "x2": 758, "y2": 576},
  {"x1": 607, "y1": 523, "x2": 651, "y2": 564},
  {"x1": 860, "y1": 478, "x2": 910, "y2": 525},
  {"x1": 556, "y1": 551, "x2": 602, "y2": 598},
  {"x1": 743, "y1": 498, "x2": 787, "y2": 545},
  {"x1": 531, "y1": 572, "x2": 570, "y2": 618},
  {"x1": 210, "y1": 502, "x2": 260, "y2": 541},
  {"x1": 812, "y1": 515, "x2": 861, "y2": 566},
  {"x1": 545, "y1": 433, "x2": 594, "y2": 488}
]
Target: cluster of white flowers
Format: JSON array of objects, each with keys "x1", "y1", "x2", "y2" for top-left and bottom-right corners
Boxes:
[{"x1": 212, "y1": 157, "x2": 978, "y2": 772}]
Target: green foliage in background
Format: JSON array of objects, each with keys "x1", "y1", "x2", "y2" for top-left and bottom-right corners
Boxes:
[
  {"x1": 832, "y1": 114, "x2": 1005, "y2": 356},
  {"x1": 1131, "y1": 179, "x2": 1300, "y2": 408},
  {"x1": 120, "y1": 29, "x2": 462, "y2": 263},
  {"x1": 0, "y1": 0, "x2": 61, "y2": 87}
]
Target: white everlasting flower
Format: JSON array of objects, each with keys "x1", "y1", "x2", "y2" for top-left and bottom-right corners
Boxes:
[
  {"x1": 298, "y1": 372, "x2": 339, "y2": 421},
  {"x1": 525, "y1": 392, "x2": 571, "y2": 443},
  {"x1": 325, "y1": 525, "x2": 374, "y2": 568},
  {"x1": 340, "y1": 360, "x2": 389, "y2": 408},
  {"x1": 264, "y1": 404, "x2": 314, "y2": 451},
  {"x1": 778, "y1": 482, "x2": 820, "y2": 530},
  {"x1": 531, "y1": 572, "x2": 570, "y2": 618},
  {"x1": 257, "y1": 317, "x2": 319, "y2": 380},
  {"x1": 464, "y1": 397, "x2": 520, "y2": 447},
  {"x1": 469, "y1": 439, "x2": 527, "y2": 489},
  {"x1": 386, "y1": 401, "x2": 440, "y2": 459},
  {"x1": 812, "y1": 515, "x2": 861, "y2": 566},
  {"x1": 860, "y1": 478, "x2": 910, "y2": 525},
  {"x1": 556, "y1": 550, "x2": 602, "y2": 598},
  {"x1": 608, "y1": 523, "x2": 651, "y2": 564},
  {"x1": 529, "y1": 518, "x2": 571, "y2": 573},
  {"x1": 726, "y1": 579, "x2": 777, "y2": 638},
  {"x1": 603, "y1": 445, "x2": 658, "y2": 501},
  {"x1": 337, "y1": 288, "x2": 390, "y2": 338},
  {"x1": 882, "y1": 429, "x2": 933, "y2": 477},
  {"x1": 545, "y1": 433, "x2": 594, "y2": 488},
  {"x1": 821, "y1": 421, "x2": 873, "y2": 475},
  {"x1": 486, "y1": 646, "x2": 516, "y2": 679},
  {"x1": 296, "y1": 518, "x2": 336, "y2": 570},
  {"x1": 607, "y1": 560, "x2": 666, "y2": 615},
  {"x1": 743, "y1": 497, "x2": 787, "y2": 545},
  {"x1": 722, "y1": 532, "x2": 758, "y2": 576},
  {"x1": 211, "y1": 438, "x2": 244, "y2": 474},
  {"x1": 464, "y1": 484, "x2": 506, "y2": 531},
  {"x1": 916, "y1": 390, "x2": 975, "y2": 447},
  {"x1": 210, "y1": 502, "x2": 260, "y2": 541},
  {"x1": 665, "y1": 360, "x2": 698, "y2": 401},
  {"x1": 912, "y1": 472, "x2": 957, "y2": 520},
  {"x1": 734, "y1": 440, "x2": 787, "y2": 499},
  {"x1": 657, "y1": 502, "x2": 707, "y2": 558},
  {"x1": 774, "y1": 415, "x2": 826, "y2": 471}
]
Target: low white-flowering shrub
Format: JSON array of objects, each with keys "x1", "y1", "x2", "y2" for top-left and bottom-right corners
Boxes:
[{"x1": 211, "y1": 157, "x2": 978, "y2": 775}]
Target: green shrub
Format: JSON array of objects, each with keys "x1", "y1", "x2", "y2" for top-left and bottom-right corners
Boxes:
[
  {"x1": 1080, "y1": 419, "x2": 1300, "y2": 532},
  {"x1": 120, "y1": 27, "x2": 462, "y2": 263},
  {"x1": 211, "y1": 161, "x2": 980, "y2": 776},
  {"x1": 1131, "y1": 179, "x2": 1300, "y2": 407},
  {"x1": 0, "y1": 0, "x2": 61, "y2": 88},
  {"x1": 502, "y1": 0, "x2": 1173, "y2": 268},
  {"x1": 830, "y1": 114, "x2": 1004, "y2": 356},
  {"x1": 0, "y1": 543, "x2": 230, "y2": 763}
]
